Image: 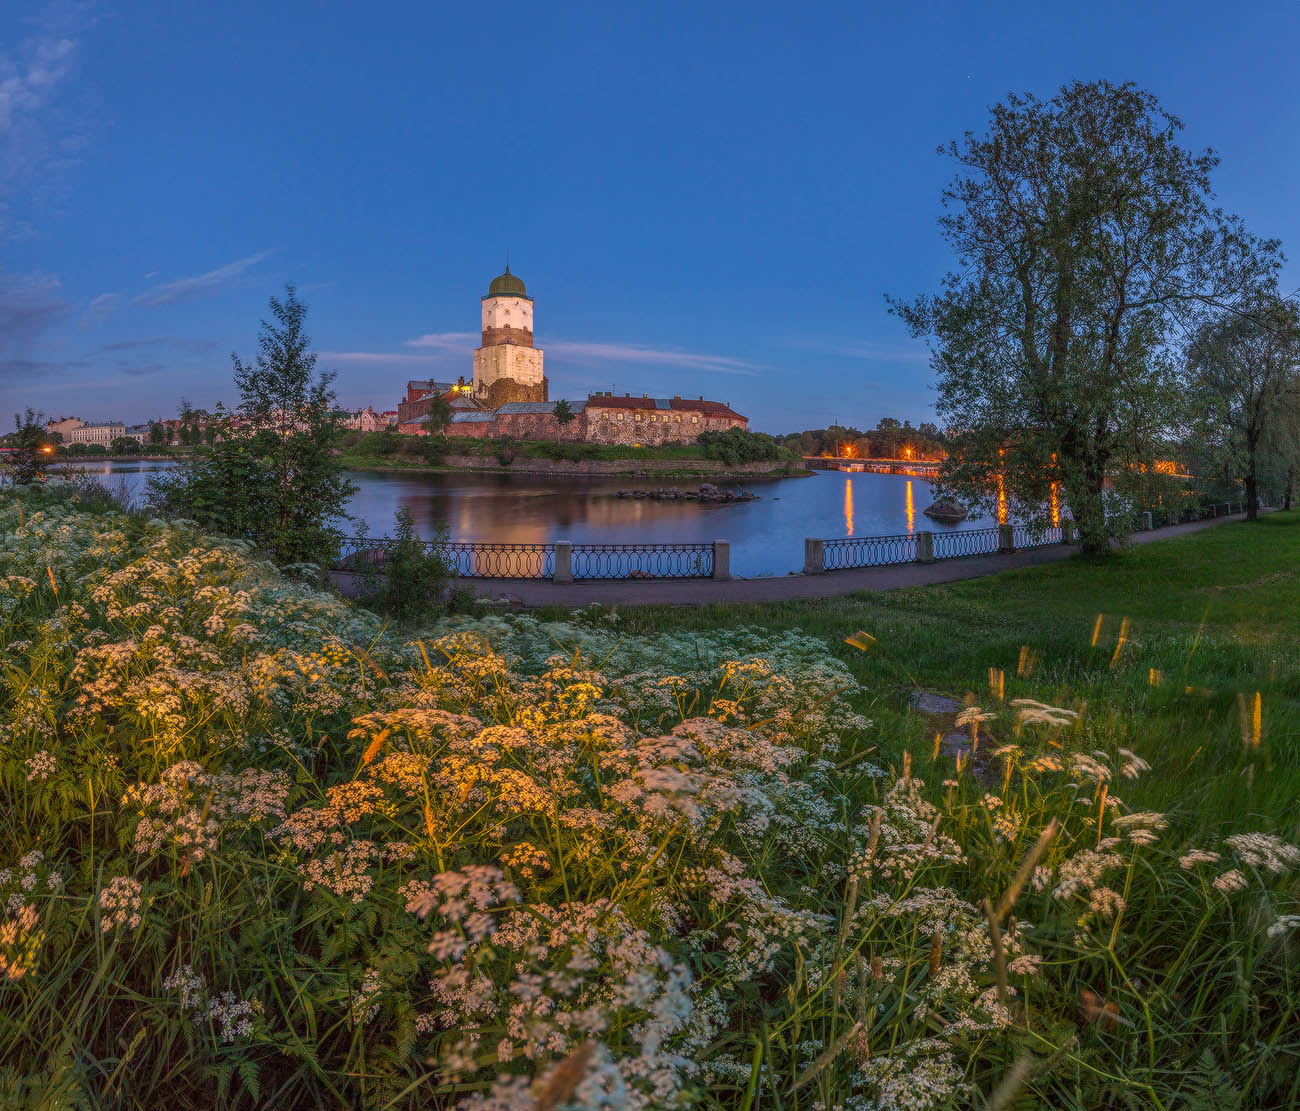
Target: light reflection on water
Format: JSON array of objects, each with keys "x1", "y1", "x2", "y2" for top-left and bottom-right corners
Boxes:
[{"x1": 59, "y1": 461, "x2": 994, "y2": 578}]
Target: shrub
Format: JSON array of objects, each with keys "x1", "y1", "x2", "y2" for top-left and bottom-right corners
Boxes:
[
  {"x1": 364, "y1": 507, "x2": 452, "y2": 622},
  {"x1": 696, "y1": 427, "x2": 793, "y2": 466}
]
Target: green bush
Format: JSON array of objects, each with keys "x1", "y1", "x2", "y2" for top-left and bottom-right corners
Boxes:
[
  {"x1": 696, "y1": 427, "x2": 793, "y2": 466},
  {"x1": 363, "y1": 507, "x2": 452, "y2": 622}
]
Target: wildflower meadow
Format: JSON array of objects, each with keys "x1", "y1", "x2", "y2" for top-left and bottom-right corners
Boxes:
[{"x1": 1, "y1": 484, "x2": 1297, "y2": 1109}]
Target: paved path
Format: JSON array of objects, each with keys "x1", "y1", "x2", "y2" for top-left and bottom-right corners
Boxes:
[{"x1": 346, "y1": 510, "x2": 1256, "y2": 609}]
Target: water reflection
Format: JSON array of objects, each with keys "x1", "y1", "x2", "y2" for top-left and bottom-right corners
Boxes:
[{"x1": 60, "y1": 462, "x2": 994, "y2": 578}]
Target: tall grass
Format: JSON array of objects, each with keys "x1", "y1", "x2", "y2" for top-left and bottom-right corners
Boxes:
[{"x1": 1, "y1": 485, "x2": 1297, "y2": 1109}]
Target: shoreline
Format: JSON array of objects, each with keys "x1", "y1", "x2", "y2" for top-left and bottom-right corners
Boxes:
[
  {"x1": 55, "y1": 454, "x2": 811, "y2": 481},
  {"x1": 338, "y1": 456, "x2": 813, "y2": 480}
]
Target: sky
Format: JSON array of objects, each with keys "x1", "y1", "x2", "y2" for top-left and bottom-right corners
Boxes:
[{"x1": 2, "y1": 0, "x2": 1299, "y2": 434}]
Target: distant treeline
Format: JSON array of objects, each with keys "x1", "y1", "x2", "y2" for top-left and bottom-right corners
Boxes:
[{"x1": 775, "y1": 418, "x2": 945, "y2": 459}]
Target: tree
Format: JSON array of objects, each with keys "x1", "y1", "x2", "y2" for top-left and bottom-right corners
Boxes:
[
  {"x1": 426, "y1": 395, "x2": 453, "y2": 436},
  {"x1": 110, "y1": 436, "x2": 141, "y2": 455},
  {"x1": 553, "y1": 399, "x2": 574, "y2": 425},
  {"x1": 1186, "y1": 296, "x2": 1300, "y2": 519},
  {"x1": 149, "y1": 422, "x2": 166, "y2": 446},
  {"x1": 891, "y1": 80, "x2": 1278, "y2": 554},
  {"x1": 149, "y1": 286, "x2": 356, "y2": 563},
  {"x1": 6, "y1": 409, "x2": 53, "y2": 483}
]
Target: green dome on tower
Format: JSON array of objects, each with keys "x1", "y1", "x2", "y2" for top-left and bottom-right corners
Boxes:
[{"x1": 487, "y1": 266, "x2": 527, "y2": 297}]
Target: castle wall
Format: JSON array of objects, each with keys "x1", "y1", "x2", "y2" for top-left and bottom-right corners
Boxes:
[
  {"x1": 472, "y1": 344, "x2": 545, "y2": 401},
  {"x1": 582, "y1": 407, "x2": 746, "y2": 445}
]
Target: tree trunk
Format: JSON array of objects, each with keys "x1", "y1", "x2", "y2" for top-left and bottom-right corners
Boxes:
[
  {"x1": 1244, "y1": 446, "x2": 1259, "y2": 522},
  {"x1": 1069, "y1": 467, "x2": 1111, "y2": 556}
]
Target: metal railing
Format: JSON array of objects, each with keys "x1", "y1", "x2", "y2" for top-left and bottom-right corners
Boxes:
[
  {"x1": 1011, "y1": 523, "x2": 1064, "y2": 549},
  {"x1": 931, "y1": 527, "x2": 1003, "y2": 560},
  {"x1": 822, "y1": 533, "x2": 917, "y2": 570},
  {"x1": 335, "y1": 537, "x2": 729, "y2": 582},
  {"x1": 336, "y1": 500, "x2": 1252, "y2": 586},
  {"x1": 571, "y1": 542, "x2": 713, "y2": 580},
  {"x1": 337, "y1": 537, "x2": 555, "y2": 579}
]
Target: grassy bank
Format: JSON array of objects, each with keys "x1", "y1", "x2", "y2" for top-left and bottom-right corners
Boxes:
[
  {"x1": 595, "y1": 511, "x2": 1300, "y2": 839},
  {"x1": 2, "y1": 487, "x2": 1297, "y2": 1109},
  {"x1": 336, "y1": 430, "x2": 807, "y2": 479}
]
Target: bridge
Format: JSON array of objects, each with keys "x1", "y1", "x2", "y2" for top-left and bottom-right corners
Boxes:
[{"x1": 803, "y1": 456, "x2": 941, "y2": 478}]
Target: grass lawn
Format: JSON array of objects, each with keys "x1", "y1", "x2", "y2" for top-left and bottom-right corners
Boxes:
[{"x1": 568, "y1": 510, "x2": 1300, "y2": 850}]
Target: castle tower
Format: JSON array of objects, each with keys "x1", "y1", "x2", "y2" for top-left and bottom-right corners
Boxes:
[{"x1": 472, "y1": 266, "x2": 547, "y2": 406}]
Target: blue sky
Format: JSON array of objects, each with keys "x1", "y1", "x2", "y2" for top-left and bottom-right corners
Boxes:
[{"x1": 3, "y1": 0, "x2": 1298, "y2": 433}]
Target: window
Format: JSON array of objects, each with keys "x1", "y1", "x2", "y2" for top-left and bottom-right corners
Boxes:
[
  {"x1": 617, "y1": 413, "x2": 624, "y2": 421},
  {"x1": 692, "y1": 416, "x2": 699, "y2": 424},
  {"x1": 635, "y1": 412, "x2": 643, "y2": 422}
]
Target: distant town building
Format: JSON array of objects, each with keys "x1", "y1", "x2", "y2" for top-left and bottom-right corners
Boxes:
[
  {"x1": 395, "y1": 268, "x2": 747, "y2": 443},
  {"x1": 46, "y1": 416, "x2": 86, "y2": 440},
  {"x1": 65, "y1": 422, "x2": 126, "y2": 447},
  {"x1": 339, "y1": 406, "x2": 389, "y2": 432}
]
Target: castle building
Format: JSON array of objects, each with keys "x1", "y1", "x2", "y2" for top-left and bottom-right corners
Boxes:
[
  {"x1": 395, "y1": 267, "x2": 748, "y2": 442},
  {"x1": 472, "y1": 267, "x2": 547, "y2": 406}
]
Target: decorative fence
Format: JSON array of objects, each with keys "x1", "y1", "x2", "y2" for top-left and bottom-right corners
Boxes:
[
  {"x1": 335, "y1": 537, "x2": 726, "y2": 582},
  {"x1": 335, "y1": 501, "x2": 1254, "y2": 584},
  {"x1": 337, "y1": 538, "x2": 555, "y2": 579},
  {"x1": 823, "y1": 534, "x2": 917, "y2": 570},
  {"x1": 570, "y1": 542, "x2": 713, "y2": 580}
]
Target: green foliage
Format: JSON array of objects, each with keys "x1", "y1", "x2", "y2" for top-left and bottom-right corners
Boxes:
[
  {"x1": 149, "y1": 423, "x2": 166, "y2": 446},
  {"x1": 109, "y1": 436, "x2": 141, "y2": 455},
  {"x1": 1185, "y1": 296, "x2": 1300, "y2": 519},
  {"x1": 361, "y1": 507, "x2": 453, "y2": 622},
  {"x1": 696, "y1": 426, "x2": 792, "y2": 465},
  {"x1": 527, "y1": 439, "x2": 607, "y2": 462},
  {"x1": 3, "y1": 410, "x2": 52, "y2": 484},
  {"x1": 553, "y1": 398, "x2": 574, "y2": 425},
  {"x1": 777, "y1": 419, "x2": 946, "y2": 459},
  {"x1": 891, "y1": 80, "x2": 1278, "y2": 554},
  {"x1": 493, "y1": 436, "x2": 518, "y2": 466},
  {"x1": 147, "y1": 287, "x2": 356, "y2": 564}
]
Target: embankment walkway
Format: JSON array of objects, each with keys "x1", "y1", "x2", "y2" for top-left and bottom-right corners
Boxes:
[{"x1": 343, "y1": 510, "x2": 1259, "y2": 608}]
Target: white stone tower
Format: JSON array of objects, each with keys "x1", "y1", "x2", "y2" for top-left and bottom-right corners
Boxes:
[{"x1": 472, "y1": 266, "x2": 547, "y2": 405}]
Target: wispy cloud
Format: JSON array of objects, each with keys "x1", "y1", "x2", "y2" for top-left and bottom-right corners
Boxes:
[
  {"x1": 88, "y1": 335, "x2": 219, "y2": 355},
  {"x1": 134, "y1": 251, "x2": 271, "y2": 308},
  {"x1": 0, "y1": 3, "x2": 100, "y2": 235},
  {"x1": 546, "y1": 340, "x2": 759, "y2": 376},
  {"x1": 792, "y1": 339, "x2": 933, "y2": 365},
  {"x1": 402, "y1": 332, "x2": 760, "y2": 376},
  {"x1": 78, "y1": 290, "x2": 118, "y2": 328},
  {"x1": 318, "y1": 350, "x2": 448, "y2": 365},
  {"x1": 404, "y1": 331, "x2": 477, "y2": 352},
  {"x1": 0, "y1": 267, "x2": 70, "y2": 380}
]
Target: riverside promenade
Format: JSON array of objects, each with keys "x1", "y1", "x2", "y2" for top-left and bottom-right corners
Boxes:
[{"x1": 399, "y1": 510, "x2": 1258, "y2": 608}]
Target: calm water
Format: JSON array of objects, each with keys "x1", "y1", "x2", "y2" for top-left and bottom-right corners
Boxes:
[{"x1": 61, "y1": 460, "x2": 993, "y2": 577}]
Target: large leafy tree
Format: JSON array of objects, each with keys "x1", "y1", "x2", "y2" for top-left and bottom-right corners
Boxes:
[
  {"x1": 892, "y1": 80, "x2": 1278, "y2": 554},
  {"x1": 4, "y1": 409, "x2": 53, "y2": 484},
  {"x1": 150, "y1": 287, "x2": 355, "y2": 563},
  {"x1": 1186, "y1": 296, "x2": 1300, "y2": 519}
]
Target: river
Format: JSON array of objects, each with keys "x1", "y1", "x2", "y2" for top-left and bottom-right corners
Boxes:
[{"x1": 58, "y1": 460, "x2": 995, "y2": 578}]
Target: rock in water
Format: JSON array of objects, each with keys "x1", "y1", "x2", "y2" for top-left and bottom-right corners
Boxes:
[{"x1": 923, "y1": 498, "x2": 968, "y2": 523}]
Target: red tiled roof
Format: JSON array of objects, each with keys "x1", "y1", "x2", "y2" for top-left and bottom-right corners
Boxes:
[{"x1": 584, "y1": 395, "x2": 746, "y2": 420}]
